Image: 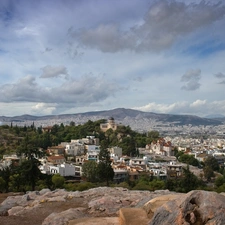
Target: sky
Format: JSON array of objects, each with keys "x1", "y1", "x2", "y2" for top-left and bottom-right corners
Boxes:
[{"x1": 1, "y1": 0, "x2": 225, "y2": 117}]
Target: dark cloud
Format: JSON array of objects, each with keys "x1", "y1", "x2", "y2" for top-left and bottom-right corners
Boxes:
[
  {"x1": 181, "y1": 69, "x2": 201, "y2": 91},
  {"x1": 0, "y1": 74, "x2": 122, "y2": 105},
  {"x1": 214, "y1": 72, "x2": 225, "y2": 84},
  {"x1": 215, "y1": 72, "x2": 225, "y2": 78},
  {"x1": 40, "y1": 65, "x2": 69, "y2": 79},
  {"x1": 69, "y1": 1, "x2": 225, "y2": 52}
]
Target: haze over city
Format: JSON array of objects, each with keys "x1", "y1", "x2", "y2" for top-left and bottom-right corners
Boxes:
[{"x1": 1, "y1": 0, "x2": 225, "y2": 117}]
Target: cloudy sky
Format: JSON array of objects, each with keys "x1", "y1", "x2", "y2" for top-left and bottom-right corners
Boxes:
[{"x1": 1, "y1": 0, "x2": 225, "y2": 117}]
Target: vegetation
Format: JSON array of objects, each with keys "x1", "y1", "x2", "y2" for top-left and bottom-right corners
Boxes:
[
  {"x1": 175, "y1": 151, "x2": 199, "y2": 167},
  {"x1": 0, "y1": 121, "x2": 224, "y2": 194}
]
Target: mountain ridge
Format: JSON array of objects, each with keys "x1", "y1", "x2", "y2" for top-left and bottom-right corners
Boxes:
[{"x1": 0, "y1": 108, "x2": 224, "y2": 127}]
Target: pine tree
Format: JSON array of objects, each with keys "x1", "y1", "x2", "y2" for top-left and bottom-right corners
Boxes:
[{"x1": 97, "y1": 141, "x2": 114, "y2": 186}]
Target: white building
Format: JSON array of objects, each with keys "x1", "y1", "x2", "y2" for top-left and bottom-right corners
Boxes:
[
  {"x1": 48, "y1": 163, "x2": 76, "y2": 177},
  {"x1": 65, "y1": 143, "x2": 85, "y2": 156},
  {"x1": 108, "y1": 146, "x2": 122, "y2": 158}
]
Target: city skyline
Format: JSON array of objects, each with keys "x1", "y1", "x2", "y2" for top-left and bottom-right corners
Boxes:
[{"x1": 1, "y1": 0, "x2": 225, "y2": 117}]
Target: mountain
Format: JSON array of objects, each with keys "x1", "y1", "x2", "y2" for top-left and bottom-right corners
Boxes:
[
  {"x1": 0, "y1": 108, "x2": 222, "y2": 128},
  {"x1": 204, "y1": 114, "x2": 225, "y2": 119}
]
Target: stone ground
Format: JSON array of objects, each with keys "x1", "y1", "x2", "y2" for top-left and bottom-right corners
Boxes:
[{"x1": 0, "y1": 195, "x2": 88, "y2": 225}]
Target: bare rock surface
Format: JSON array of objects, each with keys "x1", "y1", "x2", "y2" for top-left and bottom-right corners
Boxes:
[
  {"x1": 148, "y1": 190, "x2": 225, "y2": 225},
  {"x1": 0, "y1": 187, "x2": 172, "y2": 225},
  {"x1": 2, "y1": 188, "x2": 225, "y2": 225},
  {"x1": 143, "y1": 193, "x2": 184, "y2": 219}
]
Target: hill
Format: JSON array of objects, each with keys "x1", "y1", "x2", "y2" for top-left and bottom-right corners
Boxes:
[{"x1": 0, "y1": 108, "x2": 223, "y2": 131}]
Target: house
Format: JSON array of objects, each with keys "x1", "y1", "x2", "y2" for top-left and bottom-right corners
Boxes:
[
  {"x1": 86, "y1": 151, "x2": 99, "y2": 161},
  {"x1": 129, "y1": 157, "x2": 148, "y2": 170},
  {"x1": 47, "y1": 155, "x2": 65, "y2": 165},
  {"x1": 47, "y1": 145, "x2": 65, "y2": 155},
  {"x1": 166, "y1": 161, "x2": 183, "y2": 178},
  {"x1": 195, "y1": 152, "x2": 208, "y2": 162},
  {"x1": 48, "y1": 163, "x2": 76, "y2": 177},
  {"x1": 65, "y1": 143, "x2": 85, "y2": 156},
  {"x1": 108, "y1": 146, "x2": 122, "y2": 158}
]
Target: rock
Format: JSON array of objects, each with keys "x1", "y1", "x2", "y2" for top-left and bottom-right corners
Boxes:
[
  {"x1": 0, "y1": 195, "x2": 23, "y2": 215},
  {"x1": 143, "y1": 193, "x2": 183, "y2": 219},
  {"x1": 42, "y1": 207, "x2": 86, "y2": 225},
  {"x1": 39, "y1": 189, "x2": 51, "y2": 195},
  {"x1": 68, "y1": 217, "x2": 120, "y2": 225},
  {"x1": 8, "y1": 206, "x2": 24, "y2": 216},
  {"x1": 119, "y1": 208, "x2": 149, "y2": 225},
  {"x1": 48, "y1": 195, "x2": 66, "y2": 202},
  {"x1": 148, "y1": 190, "x2": 225, "y2": 225}
]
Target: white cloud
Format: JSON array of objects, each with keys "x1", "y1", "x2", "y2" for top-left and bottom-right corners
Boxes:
[
  {"x1": 134, "y1": 100, "x2": 225, "y2": 117},
  {"x1": 31, "y1": 102, "x2": 57, "y2": 115}
]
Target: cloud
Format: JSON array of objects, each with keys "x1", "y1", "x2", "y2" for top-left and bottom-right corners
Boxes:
[
  {"x1": 214, "y1": 72, "x2": 225, "y2": 84},
  {"x1": 181, "y1": 69, "x2": 201, "y2": 91},
  {"x1": 31, "y1": 102, "x2": 57, "y2": 115},
  {"x1": 71, "y1": 24, "x2": 134, "y2": 53},
  {"x1": 0, "y1": 74, "x2": 122, "y2": 106},
  {"x1": 40, "y1": 65, "x2": 69, "y2": 79},
  {"x1": 134, "y1": 99, "x2": 225, "y2": 116},
  {"x1": 70, "y1": 1, "x2": 225, "y2": 52}
]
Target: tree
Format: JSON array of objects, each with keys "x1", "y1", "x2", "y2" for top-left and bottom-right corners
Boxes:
[
  {"x1": 82, "y1": 161, "x2": 99, "y2": 182},
  {"x1": 16, "y1": 135, "x2": 44, "y2": 191},
  {"x1": 203, "y1": 166, "x2": 214, "y2": 182},
  {"x1": 203, "y1": 155, "x2": 220, "y2": 182},
  {"x1": 147, "y1": 130, "x2": 160, "y2": 143},
  {"x1": 178, "y1": 154, "x2": 199, "y2": 167},
  {"x1": 9, "y1": 174, "x2": 22, "y2": 192},
  {"x1": 0, "y1": 177, "x2": 6, "y2": 192},
  {"x1": 19, "y1": 159, "x2": 41, "y2": 191},
  {"x1": 204, "y1": 156, "x2": 220, "y2": 171},
  {"x1": 97, "y1": 146, "x2": 114, "y2": 186},
  {"x1": 180, "y1": 165, "x2": 200, "y2": 192},
  {"x1": 52, "y1": 174, "x2": 65, "y2": 188},
  {"x1": 0, "y1": 166, "x2": 12, "y2": 192},
  {"x1": 70, "y1": 121, "x2": 75, "y2": 126}
]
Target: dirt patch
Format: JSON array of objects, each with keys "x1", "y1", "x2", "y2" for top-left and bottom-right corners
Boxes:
[{"x1": 0, "y1": 197, "x2": 88, "y2": 225}]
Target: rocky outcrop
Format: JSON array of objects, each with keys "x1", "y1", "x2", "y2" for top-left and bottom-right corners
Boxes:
[
  {"x1": 143, "y1": 193, "x2": 184, "y2": 219},
  {"x1": 0, "y1": 187, "x2": 173, "y2": 225},
  {"x1": 1, "y1": 188, "x2": 225, "y2": 225},
  {"x1": 148, "y1": 190, "x2": 225, "y2": 225}
]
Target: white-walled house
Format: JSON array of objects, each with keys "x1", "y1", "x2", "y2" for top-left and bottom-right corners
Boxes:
[
  {"x1": 65, "y1": 143, "x2": 85, "y2": 156},
  {"x1": 87, "y1": 151, "x2": 99, "y2": 161},
  {"x1": 48, "y1": 163, "x2": 76, "y2": 177},
  {"x1": 108, "y1": 146, "x2": 122, "y2": 158},
  {"x1": 85, "y1": 145, "x2": 100, "y2": 152},
  {"x1": 129, "y1": 157, "x2": 148, "y2": 169}
]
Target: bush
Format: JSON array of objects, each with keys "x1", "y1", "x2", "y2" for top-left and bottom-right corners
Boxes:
[
  {"x1": 52, "y1": 174, "x2": 65, "y2": 189},
  {"x1": 132, "y1": 181, "x2": 152, "y2": 191},
  {"x1": 149, "y1": 179, "x2": 165, "y2": 191},
  {"x1": 76, "y1": 182, "x2": 95, "y2": 191}
]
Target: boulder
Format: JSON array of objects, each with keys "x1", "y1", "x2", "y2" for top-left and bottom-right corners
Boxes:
[
  {"x1": 42, "y1": 207, "x2": 86, "y2": 225},
  {"x1": 68, "y1": 217, "x2": 119, "y2": 225},
  {"x1": 148, "y1": 190, "x2": 225, "y2": 225},
  {"x1": 119, "y1": 208, "x2": 149, "y2": 225},
  {"x1": 8, "y1": 206, "x2": 24, "y2": 216},
  {"x1": 143, "y1": 193, "x2": 183, "y2": 219}
]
